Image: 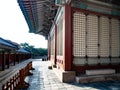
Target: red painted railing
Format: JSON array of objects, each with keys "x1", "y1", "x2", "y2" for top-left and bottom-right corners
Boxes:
[{"x1": 2, "y1": 62, "x2": 34, "y2": 90}]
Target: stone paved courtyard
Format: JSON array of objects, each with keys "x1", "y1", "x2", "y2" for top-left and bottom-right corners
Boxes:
[{"x1": 27, "y1": 59, "x2": 120, "y2": 90}]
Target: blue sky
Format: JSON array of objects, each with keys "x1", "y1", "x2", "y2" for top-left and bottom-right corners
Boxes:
[{"x1": 0, "y1": 0, "x2": 47, "y2": 48}]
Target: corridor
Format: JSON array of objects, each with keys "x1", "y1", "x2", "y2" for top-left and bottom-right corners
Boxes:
[{"x1": 27, "y1": 59, "x2": 120, "y2": 90}]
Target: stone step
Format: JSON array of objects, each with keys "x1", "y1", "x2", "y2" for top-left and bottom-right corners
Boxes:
[
  {"x1": 86, "y1": 69, "x2": 115, "y2": 75},
  {"x1": 76, "y1": 73, "x2": 120, "y2": 83}
]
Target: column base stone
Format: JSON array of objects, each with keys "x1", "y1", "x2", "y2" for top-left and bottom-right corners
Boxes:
[
  {"x1": 62, "y1": 71, "x2": 76, "y2": 82},
  {"x1": 53, "y1": 67, "x2": 75, "y2": 82}
]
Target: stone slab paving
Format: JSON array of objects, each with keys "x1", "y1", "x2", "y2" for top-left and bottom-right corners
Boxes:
[{"x1": 27, "y1": 59, "x2": 120, "y2": 90}]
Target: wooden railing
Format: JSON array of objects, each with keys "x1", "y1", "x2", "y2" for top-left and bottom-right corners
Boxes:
[{"x1": 2, "y1": 62, "x2": 34, "y2": 90}]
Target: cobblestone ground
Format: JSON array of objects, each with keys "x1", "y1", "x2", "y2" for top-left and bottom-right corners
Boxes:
[{"x1": 27, "y1": 59, "x2": 120, "y2": 90}]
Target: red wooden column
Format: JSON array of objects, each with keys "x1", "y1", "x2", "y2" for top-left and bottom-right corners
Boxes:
[
  {"x1": 54, "y1": 24, "x2": 57, "y2": 65},
  {"x1": 17, "y1": 53, "x2": 20, "y2": 64},
  {"x1": 7, "y1": 51, "x2": 10, "y2": 68},
  {"x1": 47, "y1": 36, "x2": 51, "y2": 60},
  {"x1": 13, "y1": 53, "x2": 16, "y2": 65},
  {"x1": 9, "y1": 53, "x2": 13, "y2": 65},
  {"x1": 0, "y1": 52, "x2": 1, "y2": 67},
  {"x1": 63, "y1": 5, "x2": 72, "y2": 71},
  {"x1": 2, "y1": 51, "x2": 5, "y2": 71}
]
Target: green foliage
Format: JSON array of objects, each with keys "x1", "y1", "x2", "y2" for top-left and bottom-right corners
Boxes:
[{"x1": 20, "y1": 42, "x2": 47, "y2": 56}]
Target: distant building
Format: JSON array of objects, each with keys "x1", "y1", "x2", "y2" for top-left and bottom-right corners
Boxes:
[{"x1": 0, "y1": 37, "x2": 31, "y2": 70}]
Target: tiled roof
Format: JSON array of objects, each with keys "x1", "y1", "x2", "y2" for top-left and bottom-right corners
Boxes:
[
  {"x1": 17, "y1": 0, "x2": 120, "y2": 38},
  {"x1": 17, "y1": 48, "x2": 30, "y2": 53},
  {"x1": 0, "y1": 37, "x2": 18, "y2": 49},
  {"x1": 17, "y1": 0, "x2": 58, "y2": 38}
]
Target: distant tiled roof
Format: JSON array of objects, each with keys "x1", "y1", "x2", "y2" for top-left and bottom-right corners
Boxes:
[
  {"x1": 6, "y1": 40, "x2": 20, "y2": 48},
  {"x1": 17, "y1": 48, "x2": 30, "y2": 53},
  {"x1": 0, "y1": 37, "x2": 18, "y2": 49}
]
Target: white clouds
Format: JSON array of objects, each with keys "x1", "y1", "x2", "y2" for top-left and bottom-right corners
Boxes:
[{"x1": 0, "y1": 0, "x2": 47, "y2": 48}]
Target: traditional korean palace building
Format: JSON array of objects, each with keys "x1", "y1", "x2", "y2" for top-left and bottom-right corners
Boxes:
[
  {"x1": 0, "y1": 37, "x2": 31, "y2": 71},
  {"x1": 18, "y1": 0, "x2": 120, "y2": 82}
]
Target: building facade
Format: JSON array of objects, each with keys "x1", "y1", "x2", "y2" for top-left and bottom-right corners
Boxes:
[
  {"x1": 18, "y1": 0, "x2": 120, "y2": 82},
  {"x1": 48, "y1": 0, "x2": 120, "y2": 82}
]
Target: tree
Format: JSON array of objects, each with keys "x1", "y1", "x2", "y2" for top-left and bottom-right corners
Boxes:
[{"x1": 20, "y1": 43, "x2": 47, "y2": 57}]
